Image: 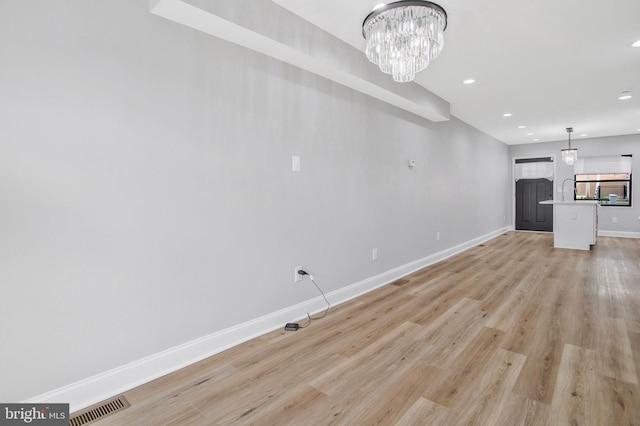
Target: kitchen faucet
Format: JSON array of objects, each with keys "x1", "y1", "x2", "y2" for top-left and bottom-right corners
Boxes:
[{"x1": 561, "y1": 178, "x2": 575, "y2": 202}]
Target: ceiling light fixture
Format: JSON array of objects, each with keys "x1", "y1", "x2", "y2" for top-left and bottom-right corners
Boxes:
[
  {"x1": 503, "y1": 113, "x2": 512, "y2": 117},
  {"x1": 362, "y1": 1, "x2": 447, "y2": 82},
  {"x1": 632, "y1": 40, "x2": 640, "y2": 47},
  {"x1": 561, "y1": 127, "x2": 578, "y2": 165},
  {"x1": 463, "y1": 79, "x2": 476, "y2": 84},
  {"x1": 518, "y1": 125, "x2": 526, "y2": 129}
]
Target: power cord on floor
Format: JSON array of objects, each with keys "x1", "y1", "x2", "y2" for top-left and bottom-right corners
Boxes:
[{"x1": 284, "y1": 269, "x2": 331, "y2": 331}]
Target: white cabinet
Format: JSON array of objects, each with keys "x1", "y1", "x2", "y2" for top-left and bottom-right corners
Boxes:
[{"x1": 541, "y1": 201, "x2": 598, "y2": 250}]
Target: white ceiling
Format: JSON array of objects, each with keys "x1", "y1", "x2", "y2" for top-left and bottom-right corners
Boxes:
[{"x1": 273, "y1": 0, "x2": 640, "y2": 145}]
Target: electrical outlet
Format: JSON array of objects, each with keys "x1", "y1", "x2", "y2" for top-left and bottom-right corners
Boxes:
[
  {"x1": 292, "y1": 156, "x2": 300, "y2": 172},
  {"x1": 294, "y1": 266, "x2": 303, "y2": 282},
  {"x1": 612, "y1": 217, "x2": 618, "y2": 224}
]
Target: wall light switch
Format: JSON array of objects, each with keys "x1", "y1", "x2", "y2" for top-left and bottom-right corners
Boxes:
[
  {"x1": 571, "y1": 213, "x2": 577, "y2": 220},
  {"x1": 292, "y1": 156, "x2": 300, "y2": 172},
  {"x1": 408, "y1": 159, "x2": 416, "y2": 168},
  {"x1": 372, "y1": 248, "x2": 378, "y2": 261}
]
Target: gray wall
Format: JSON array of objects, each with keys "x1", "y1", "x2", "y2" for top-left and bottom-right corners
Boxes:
[
  {"x1": 509, "y1": 134, "x2": 640, "y2": 234},
  {"x1": 0, "y1": 0, "x2": 510, "y2": 401}
]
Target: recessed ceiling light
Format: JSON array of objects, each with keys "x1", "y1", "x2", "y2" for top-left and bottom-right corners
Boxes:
[
  {"x1": 619, "y1": 94, "x2": 632, "y2": 100},
  {"x1": 632, "y1": 39, "x2": 640, "y2": 47},
  {"x1": 518, "y1": 125, "x2": 526, "y2": 129},
  {"x1": 503, "y1": 113, "x2": 512, "y2": 117},
  {"x1": 527, "y1": 133, "x2": 533, "y2": 136},
  {"x1": 463, "y1": 79, "x2": 476, "y2": 84},
  {"x1": 580, "y1": 133, "x2": 588, "y2": 137},
  {"x1": 533, "y1": 138, "x2": 540, "y2": 142}
]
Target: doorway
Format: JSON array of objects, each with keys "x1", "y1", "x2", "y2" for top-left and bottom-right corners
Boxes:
[{"x1": 514, "y1": 157, "x2": 554, "y2": 232}]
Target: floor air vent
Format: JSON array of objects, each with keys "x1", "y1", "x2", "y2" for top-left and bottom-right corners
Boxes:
[{"x1": 69, "y1": 395, "x2": 130, "y2": 426}]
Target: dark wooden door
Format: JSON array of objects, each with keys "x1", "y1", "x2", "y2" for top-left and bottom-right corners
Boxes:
[{"x1": 516, "y1": 179, "x2": 553, "y2": 232}]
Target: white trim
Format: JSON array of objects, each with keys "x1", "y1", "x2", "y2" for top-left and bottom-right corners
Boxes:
[
  {"x1": 598, "y1": 230, "x2": 640, "y2": 239},
  {"x1": 26, "y1": 227, "x2": 510, "y2": 413},
  {"x1": 319, "y1": 227, "x2": 511, "y2": 308}
]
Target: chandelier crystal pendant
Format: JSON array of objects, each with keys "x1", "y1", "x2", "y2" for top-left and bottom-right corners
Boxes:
[
  {"x1": 362, "y1": 1, "x2": 448, "y2": 83},
  {"x1": 561, "y1": 127, "x2": 578, "y2": 165}
]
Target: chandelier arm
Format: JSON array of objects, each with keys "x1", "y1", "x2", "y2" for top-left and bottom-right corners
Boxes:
[{"x1": 362, "y1": 0, "x2": 448, "y2": 38}]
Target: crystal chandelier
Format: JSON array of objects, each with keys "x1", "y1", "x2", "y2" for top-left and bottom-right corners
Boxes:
[
  {"x1": 561, "y1": 127, "x2": 578, "y2": 165},
  {"x1": 362, "y1": 1, "x2": 448, "y2": 83}
]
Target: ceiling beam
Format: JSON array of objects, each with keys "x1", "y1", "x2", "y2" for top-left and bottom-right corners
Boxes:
[{"x1": 150, "y1": 0, "x2": 451, "y2": 123}]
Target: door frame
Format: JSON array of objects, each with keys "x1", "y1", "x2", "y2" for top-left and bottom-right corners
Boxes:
[{"x1": 511, "y1": 154, "x2": 557, "y2": 231}]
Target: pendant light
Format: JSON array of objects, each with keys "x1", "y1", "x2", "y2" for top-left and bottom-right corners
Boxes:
[{"x1": 561, "y1": 127, "x2": 578, "y2": 165}]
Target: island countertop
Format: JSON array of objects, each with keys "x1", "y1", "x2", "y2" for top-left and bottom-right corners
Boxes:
[
  {"x1": 539, "y1": 200, "x2": 600, "y2": 205},
  {"x1": 538, "y1": 200, "x2": 598, "y2": 250}
]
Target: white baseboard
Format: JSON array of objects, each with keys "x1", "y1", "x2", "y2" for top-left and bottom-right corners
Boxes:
[
  {"x1": 598, "y1": 230, "x2": 640, "y2": 238},
  {"x1": 326, "y1": 227, "x2": 512, "y2": 306},
  {"x1": 26, "y1": 227, "x2": 510, "y2": 413}
]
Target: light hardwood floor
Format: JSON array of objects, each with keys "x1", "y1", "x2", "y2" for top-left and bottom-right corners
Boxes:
[{"x1": 94, "y1": 232, "x2": 640, "y2": 425}]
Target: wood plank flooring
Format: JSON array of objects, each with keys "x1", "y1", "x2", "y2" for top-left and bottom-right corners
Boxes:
[{"x1": 93, "y1": 232, "x2": 640, "y2": 425}]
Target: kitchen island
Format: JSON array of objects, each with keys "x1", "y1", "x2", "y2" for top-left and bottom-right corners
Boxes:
[{"x1": 539, "y1": 200, "x2": 599, "y2": 250}]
